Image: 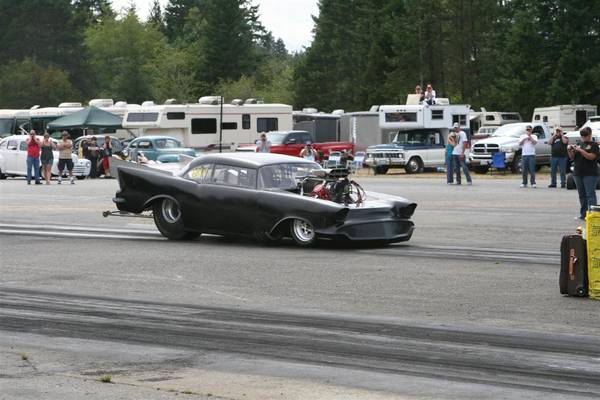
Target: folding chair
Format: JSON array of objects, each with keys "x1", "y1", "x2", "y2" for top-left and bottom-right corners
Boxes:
[{"x1": 491, "y1": 152, "x2": 506, "y2": 174}]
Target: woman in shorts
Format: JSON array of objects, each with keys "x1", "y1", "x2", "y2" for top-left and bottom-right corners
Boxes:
[{"x1": 40, "y1": 133, "x2": 55, "y2": 184}]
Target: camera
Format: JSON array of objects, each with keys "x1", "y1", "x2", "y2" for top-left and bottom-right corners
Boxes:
[{"x1": 568, "y1": 144, "x2": 579, "y2": 151}]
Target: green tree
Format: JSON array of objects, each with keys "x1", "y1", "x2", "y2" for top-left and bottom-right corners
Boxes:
[
  {"x1": 84, "y1": 11, "x2": 167, "y2": 103},
  {"x1": 164, "y1": 0, "x2": 203, "y2": 42},
  {"x1": 0, "y1": 59, "x2": 79, "y2": 108}
]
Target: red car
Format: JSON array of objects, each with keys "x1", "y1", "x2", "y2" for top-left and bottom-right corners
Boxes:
[{"x1": 237, "y1": 131, "x2": 354, "y2": 162}]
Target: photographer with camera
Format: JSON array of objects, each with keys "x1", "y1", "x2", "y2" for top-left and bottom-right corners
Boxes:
[
  {"x1": 568, "y1": 127, "x2": 599, "y2": 220},
  {"x1": 549, "y1": 127, "x2": 568, "y2": 188},
  {"x1": 519, "y1": 125, "x2": 538, "y2": 188}
]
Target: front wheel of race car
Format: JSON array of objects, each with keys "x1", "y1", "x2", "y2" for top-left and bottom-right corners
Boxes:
[
  {"x1": 153, "y1": 198, "x2": 199, "y2": 240},
  {"x1": 290, "y1": 219, "x2": 317, "y2": 247}
]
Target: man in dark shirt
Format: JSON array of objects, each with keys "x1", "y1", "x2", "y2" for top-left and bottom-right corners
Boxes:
[
  {"x1": 549, "y1": 127, "x2": 568, "y2": 188},
  {"x1": 568, "y1": 127, "x2": 599, "y2": 219}
]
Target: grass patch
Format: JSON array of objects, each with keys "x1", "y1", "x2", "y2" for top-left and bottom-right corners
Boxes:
[{"x1": 99, "y1": 374, "x2": 112, "y2": 383}]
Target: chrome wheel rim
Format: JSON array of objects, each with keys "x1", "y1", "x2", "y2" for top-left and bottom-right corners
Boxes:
[
  {"x1": 161, "y1": 199, "x2": 180, "y2": 224},
  {"x1": 408, "y1": 160, "x2": 418, "y2": 172},
  {"x1": 292, "y1": 219, "x2": 315, "y2": 242}
]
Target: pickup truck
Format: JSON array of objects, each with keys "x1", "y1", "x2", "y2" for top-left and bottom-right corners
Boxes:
[
  {"x1": 469, "y1": 122, "x2": 552, "y2": 173},
  {"x1": 364, "y1": 129, "x2": 447, "y2": 174},
  {"x1": 236, "y1": 130, "x2": 354, "y2": 162}
]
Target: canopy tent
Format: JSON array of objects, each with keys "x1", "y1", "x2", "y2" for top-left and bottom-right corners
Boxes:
[{"x1": 47, "y1": 106, "x2": 122, "y2": 129}]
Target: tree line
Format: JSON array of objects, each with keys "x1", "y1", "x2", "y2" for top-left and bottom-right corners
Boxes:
[{"x1": 0, "y1": 0, "x2": 598, "y2": 120}]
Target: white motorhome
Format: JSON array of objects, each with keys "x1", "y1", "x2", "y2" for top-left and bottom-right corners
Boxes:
[
  {"x1": 121, "y1": 97, "x2": 293, "y2": 150},
  {"x1": 532, "y1": 104, "x2": 597, "y2": 131},
  {"x1": 0, "y1": 109, "x2": 31, "y2": 137}
]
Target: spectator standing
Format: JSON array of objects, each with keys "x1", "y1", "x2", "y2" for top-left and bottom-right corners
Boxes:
[
  {"x1": 451, "y1": 123, "x2": 472, "y2": 185},
  {"x1": 57, "y1": 131, "x2": 75, "y2": 184},
  {"x1": 101, "y1": 135, "x2": 113, "y2": 178},
  {"x1": 256, "y1": 133, "x2": 271, "y2": 153},
  {"x1": 446, "y1": 130, "x2": 456, "y2": 184},
  {"x1": 424, "y1": 83, "x2": 436, "y2": 105},
  {"x1": 25, "y1": 130, "x2": 42, "y2": 185},
  {"x1": 519, "y1": 125, "x2": 538, "y2": 188},
  {"x1": 549, "y1": 127, "x2": 568, "y2": 188},
  {"x1": 40, "y1": 133, "x2": 55, "y2": 184},
  {"x1": 415, "y1": 85, "x2": 425, "y2": 103},
  {"x1": 568, "y1": 127, "x2": 599, "y2": 220},
  {"x1": 300, "y1": 143, "x2": 318, "y2": 161},
  {"x1": 87, "y1": 137, "x2": 100, "y2": 178}
]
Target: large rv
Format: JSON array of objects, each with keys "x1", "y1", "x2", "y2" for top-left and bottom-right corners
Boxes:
[
  {"x1": 0, "y1": 109, "x2": 30, "y2": 137},
  {"x1": 121, "y1": 97, "x2": 293, "y2": 150},
  {"x1": 470, "y1": 110, "x2": 522, "y2": 134},
  {"x1": 339, "y1": 111, "x2": 380, "y2": 152},
  {"x1": 532, "y1": 104, "x2": 597, "y2": 131}
]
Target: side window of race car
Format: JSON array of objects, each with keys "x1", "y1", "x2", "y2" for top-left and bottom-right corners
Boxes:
[
  {"x1": 212, "y1": 164, "x2": 257, "y2": 188},
  {"x1": 186, "y1": 164, "x2": 212, "y2": 183}
]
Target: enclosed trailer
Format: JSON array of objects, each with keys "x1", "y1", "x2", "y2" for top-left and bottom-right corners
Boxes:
[{"x1": 532, "y1": 105, "x2": 597, "y2": 131}]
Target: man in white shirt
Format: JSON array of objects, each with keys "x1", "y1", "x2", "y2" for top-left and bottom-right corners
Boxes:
[
  {"x1": 451, "y1": 123, "x2": 472, "y2": 185},
  {"x1": 519, "y1": 125, "x2": 538, "y2": 188}
]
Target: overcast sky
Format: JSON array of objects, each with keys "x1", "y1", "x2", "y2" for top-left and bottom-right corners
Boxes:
[{"x1": 110, "y1": 0, "x2": 319, "y2": 52}]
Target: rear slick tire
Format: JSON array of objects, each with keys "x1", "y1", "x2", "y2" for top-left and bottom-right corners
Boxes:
[
  {"x1": 290, "y1": 219, "x2": 317, "y2": 247},
  {"x1": 152, "y1": 199, "x2": 199, "y2": 240}
]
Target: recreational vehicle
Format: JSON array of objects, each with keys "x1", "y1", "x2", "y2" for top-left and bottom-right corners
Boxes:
[
  {"x1": 339, "y1": 111, "x2": 380, "y2": 152},
  {"x1": 0, "y1": 109, "x2": 30, "y2": 137},
  {"x1": 532, "y1": 105, "x2": 597, "y2": 131},
  {"x1": 121, "y1": 97, "x2": 293, "y2": 150}
]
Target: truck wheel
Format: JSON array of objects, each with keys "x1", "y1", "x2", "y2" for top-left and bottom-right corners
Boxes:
[
  {"x1": 405, "y1": 157, "x2": 423, "y2": 174},
  {"x1": 510, "y1": 153, "x2": 521, "y2": 174},
  {"x1": 474, "y1": 166, "x2": 489, "y2": 174},
  {"x1": 566, "y1": 173, "x2": 575, "y2": 190},
  {"x1": 373, "y1": 166, "x2": 388, "y2": 175}
]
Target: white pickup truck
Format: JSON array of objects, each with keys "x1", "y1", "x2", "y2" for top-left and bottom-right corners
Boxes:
[{"x1": 469, "y1": 122, "x2": 552, "y2": 173}]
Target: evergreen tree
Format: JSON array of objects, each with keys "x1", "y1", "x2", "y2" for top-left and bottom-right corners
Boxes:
[
  {"x1": 148, "y1": 0, "x2": 166, "y2": 33},
  {"x1": 164, "y1": 0, "x2": 203, "y2": 42}
]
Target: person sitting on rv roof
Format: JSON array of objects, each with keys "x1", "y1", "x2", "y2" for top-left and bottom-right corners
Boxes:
[
  {"x1": 424, "y1": 83, "x2": 436, "y2": 105},
  {"x1": 256, "y1": 133, "x2": 271, "y2": 153},
  {"x1": 415, "y1": 85, "x2": 425, "y2": 103}
]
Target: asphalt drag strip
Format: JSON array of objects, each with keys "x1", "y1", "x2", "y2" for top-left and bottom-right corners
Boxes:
[
  {"x1": 1, "y1": 287, "x2": 599, "y2": 397},
  {"x1": 0, "y1": 222, "x2": 559, "y2": 265}
]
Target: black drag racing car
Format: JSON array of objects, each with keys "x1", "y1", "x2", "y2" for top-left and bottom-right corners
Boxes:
[{"x1": 112, "y1": 153, "x2": 416, "y2": 246}]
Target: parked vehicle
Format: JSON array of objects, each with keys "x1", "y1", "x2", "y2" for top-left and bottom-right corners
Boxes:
[
  {"x1": 0, "y1": 135, "x2": 91, "y2": 179},
  {"x1": 293, "y1": 109, "x2": 341, "y2": 143},
  {"x1": 469, "y1": 123, "x2": 552, "y2": 173},
  {"x1": 532, "y1": 105, "x2": 597, "y2": 131},
  {"x1": 237, "y1": 130, "x2": 354, "y2": 162},
  {"x1": 122, "y1": 136, "x2": 196, "y2": 163},
  {"x1": 365, "y1": 129, "x2": 447, "y2": 174},
  {"x1": 111, "y1": 153, "x2": 417, "y2": 246},
  {"x1": 121, "y1": 97, "x2": 293, "y2": 151}
]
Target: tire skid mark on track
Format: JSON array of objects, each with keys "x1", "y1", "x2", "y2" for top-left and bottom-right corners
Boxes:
[
  {"x1": 0, "y1": 223, "x2": 558, "y2": 265},
  {"x1": 1, "y1": 288, "x2": 599, "y2": 397}
]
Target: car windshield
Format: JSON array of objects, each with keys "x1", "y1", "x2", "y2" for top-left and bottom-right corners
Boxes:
[
  {"x1": 393, "y1": 130, "x2": 442, "y2": 145},
  {"x1": 266, "y1": 133, "x2": 287, "y2": 145},
  {"x1": 492, "y1": 125, "x2": 524, "y2": 138},
  {"x1": 154, "y1": 138, "x2": 181, "y2": 149},
  {"x1": 259, "y1": 162, "x2": 322, "y2": 189}
]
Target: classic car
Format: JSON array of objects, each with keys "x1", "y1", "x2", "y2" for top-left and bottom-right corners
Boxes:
[
  {"x1": 0, "y1": 135, "x2": 91, "y2": 180},
  {"x1": 112, "y1": 153, "x2": 416, "y2": 246},
  {"x1": 123, "y1": 135, "x2": 196, "y2": 163}
]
